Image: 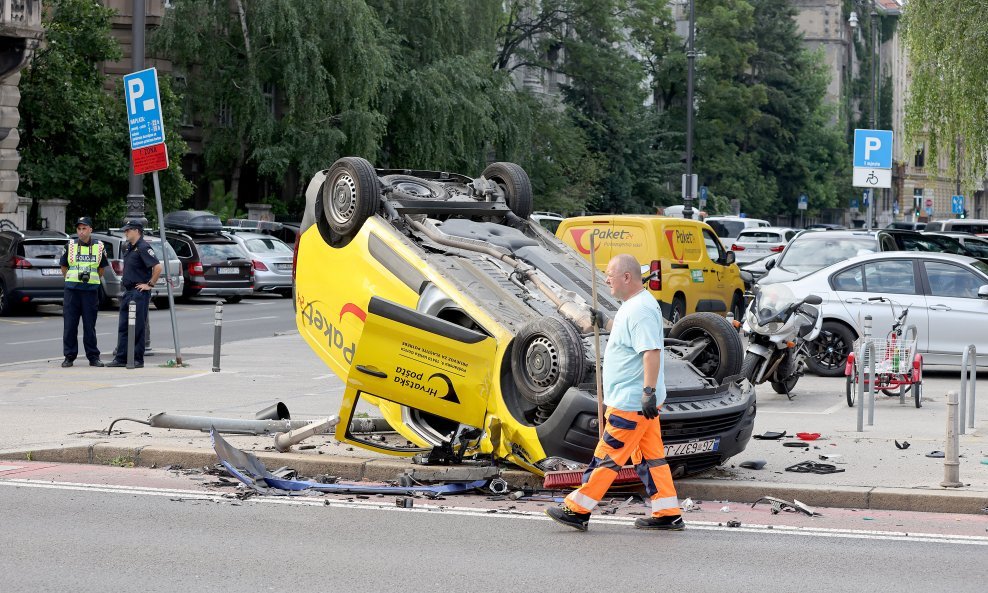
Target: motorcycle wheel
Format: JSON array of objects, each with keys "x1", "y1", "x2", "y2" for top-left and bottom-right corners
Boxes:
[
  {"x1": 845, "y1": 373, "x2": 856, "y2": 407},
  {"x1": 771, "y1": 376, "x2": 798, "y2": 396},
  {"x1": 740, "y1": 352, "x2": 761, "y2": 384}
]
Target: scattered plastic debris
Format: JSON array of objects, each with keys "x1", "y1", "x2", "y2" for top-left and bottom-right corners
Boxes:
[
  {"x1": 396, "y1": 497, "x2": 414, "y2": 508},
  {"x1": 753, "y1": 430, "x2": 787, "y2": 440},
  {"x1": 818, "y1": 454, "x2": 843, "y2": 462},
  {"x1": 739, "y1": 460, "x2": 767, "y2": 470},
  {"x1": 726, "y1": 520, "x2": 742, "y2": 528},
  {"x1": 720, "y1": 505, "x2": 731, "y2": 512},
  {"x1": 680, "y1": 497, "x2": 699, "y2": 512},
  {"x1": 895, "y1": 440, "x2": 911, "y2": 450},
  {"x1": 783, "y1": 442, "x2": 810, "y2": 448},
  {"x1": 926, "y1": 451, "x2": 945, "y2": 458},
  {"x1": 796, "y1": 432, "x2": 821, "y2": 441},
  {"x1": 751, "y1": 496, "x2": 822, "y2": 517},
  {"x1": 786, "y1": 460, "x2": 845, "y2": 474}
]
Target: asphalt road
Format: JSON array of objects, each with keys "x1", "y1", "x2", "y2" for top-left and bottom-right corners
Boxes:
[
  {"x1": 0, "y1": 479, "x2": 984, "y2": 593},
  {"x1": 0, "y1": 295, "x2": 296, "y2": 364}
]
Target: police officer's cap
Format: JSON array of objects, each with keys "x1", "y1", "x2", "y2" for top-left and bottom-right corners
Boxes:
[
  {"x1": 121, "y1": 220, "x2": 144, "y2": 232},
  {"x1": 75, "y1": 216, "x2": 94, "y2": 228}
]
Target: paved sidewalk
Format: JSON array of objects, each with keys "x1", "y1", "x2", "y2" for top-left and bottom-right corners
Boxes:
[{"x1": 1, "y1": 332, "x2": 986, "y2": 513}]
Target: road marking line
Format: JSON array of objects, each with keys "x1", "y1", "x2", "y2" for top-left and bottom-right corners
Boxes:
[
  {"x1": 7, "y1": 332, "x2": 113, "y2": 346},
  {"x1": 1, "y1": 478, "x2": 985, "y2": 546},
  {"x1": 200, "y1": 316, "x2": 277, "y2": 325}
]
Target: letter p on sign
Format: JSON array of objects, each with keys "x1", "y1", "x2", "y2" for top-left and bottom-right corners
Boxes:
[
  {"x1": 127, "y1": 78, "x2": 144, "y2": 114},
  {"x1": 864, "y1": 137, "x2": 881, "y2": 161}
]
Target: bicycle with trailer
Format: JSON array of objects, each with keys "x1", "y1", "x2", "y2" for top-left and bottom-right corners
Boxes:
[{"x1": 844, "y1": 296, "x2": 923, "y2": 408}]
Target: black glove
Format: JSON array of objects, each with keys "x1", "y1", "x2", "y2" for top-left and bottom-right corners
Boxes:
[
  {"x1": 641, "y1": 388, "x2": 658, "y2": 419},
  {"x1": 591, "y1": 308, "x2": 609, "y2": 330}
]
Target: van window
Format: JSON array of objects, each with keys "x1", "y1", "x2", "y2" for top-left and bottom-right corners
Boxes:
[
  {"x1": 708, "y1": 220, "x2": 745, "y2": 238},
  {"x1": 702, "y1": 229, "x2": 725, "y2": 262}
]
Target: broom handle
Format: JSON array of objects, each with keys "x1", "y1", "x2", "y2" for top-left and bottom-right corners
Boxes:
[{"x1": 589, "y1": 236, "x2": 605, "y2": 440}]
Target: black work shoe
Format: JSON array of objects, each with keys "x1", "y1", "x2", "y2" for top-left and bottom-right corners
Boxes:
[
  {"x1": 61, "y1": 358, "x2": 73, "y2": 368},
  {"x1": 635, "y1": 515, "x2": 686, "y2": 531},
  {"x1": 105, "y1": 360, "x2": 126, "y2": 368},
  {"x1": 133, "y1": 363, "x2": 144, "y2": 369},
  {"x1": 546, "y1": 505, "x2": 590, "y2": 532},
  {"x1": 89, "y1": 359, "x2": 105, "y2": 367}
]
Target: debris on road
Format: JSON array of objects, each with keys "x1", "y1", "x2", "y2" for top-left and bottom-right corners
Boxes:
[
  {"x1": 726, "y1": 520, "x2": 742, "y2": 527},
  {"x1": 926, "y1": 450, "x2": 945, "y2": 458},
  {"x1": 785, "y1": 460, "x2": 845, "y2": 474},
  {"x1": 753, "y1": 430, "x2": 787, "y2": 440},
  {"x1": 783, "y1": 442, "x2": 810, "y2": 448},
  {"x1": 680, "y1": 497, "x2": 699, "y2": 512},
  {"x1": 895, "y1": 440, "x2": 911, "y2": 450},
  {"x1": 739, "y1": 459, "x2": 767, "y2": 470},
  {"x1": 796, "y1": 432, "x2": 821, "y2": 441},
  {"x1": 751, "y1": 496, "x2": 823, "y2": 517}
]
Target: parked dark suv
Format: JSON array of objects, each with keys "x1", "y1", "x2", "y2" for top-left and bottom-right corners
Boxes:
[
  {"x1": 0, "y1": 229, "x2": 70, "y2": 315},
  {"x1": 163, "y1": 211, "x2": 253, "y2": 303}
]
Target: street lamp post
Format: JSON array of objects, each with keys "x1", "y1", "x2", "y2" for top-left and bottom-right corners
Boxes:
[
  {"x1": 683, "y1": 0, "x2": 696, "y2": 219},
  {"x1": 868, "y1": 4, "x2": 878, "y2": 230},
  {"x1": 848, "y1": 10, "x2": 857, "y2": 228},
  {"x1": 125, "y1": 0, "x2": 147, "y2": 225}
]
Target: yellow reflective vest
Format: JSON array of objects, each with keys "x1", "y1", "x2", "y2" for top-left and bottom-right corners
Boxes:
[{"x1": 65, "y1": 241, "x2": 104, "y2": 285}]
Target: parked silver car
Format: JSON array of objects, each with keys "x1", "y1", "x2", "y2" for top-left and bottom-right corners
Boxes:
[
  {"x1": 225, "y1": 231, "x2": 293, "y2": 297},
  {"x1": 730, "y1": 226, "x2": 798, "y2": 264},
  {"x1": 771, "y1": 251, "x2": 988, "y2": 376},
  {"x1": 88, "y1": 231, "x2": 184, "y2": 310},
  {"x1": 0, "y1": 229, "x2": 69, "y2": 314}
]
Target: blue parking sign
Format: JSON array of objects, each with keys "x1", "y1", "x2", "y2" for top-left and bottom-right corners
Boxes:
[
  {"x1": 853, "y1": 129, "x2": 893, "y2": 169},
  {"x1": 952, "y1": 195, "x2": 964, "y2": 214},
  {"x1": 123, "y1": 68, "x2": 165, "y2": 150}
]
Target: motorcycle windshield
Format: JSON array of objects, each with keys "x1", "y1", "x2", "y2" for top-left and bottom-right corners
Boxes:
[{"x1": 751, "y1": 283, "x2": 801, "y2": 330}]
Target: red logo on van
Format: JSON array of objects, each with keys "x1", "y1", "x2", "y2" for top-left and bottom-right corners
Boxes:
[
  {"x1": 339, "y1": 302, "x2": 367, "y2": 323},
  {"x1": 569, "y1": 229, "x2": 602, "y2": 255},
  {"x1": 664, "y1": 230, "x2": 686, "y2": 262}
]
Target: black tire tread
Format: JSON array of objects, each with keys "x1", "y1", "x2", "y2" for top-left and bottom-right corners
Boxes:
[
  {"x1": 669, "y1": 312, "x2": 744, "y2": 383},
  {"x1": 482, "y1": 162, "x2": 533, "y2": 219},
  {"x1": 511, "y1": 317, "x2": 584, "y2": 406},
  {"x1": 322, "y1": 157, "x2": 379, "y2": 239}
]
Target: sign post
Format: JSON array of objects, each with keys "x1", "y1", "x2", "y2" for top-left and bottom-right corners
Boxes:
[
  {"x1": 123, "y1": 67, "x2": 182, "y2": 366},
  {"x1": 852, "y1": 129, "x2": 893, "y2": 230},
  {"x1": 798, "y1": 193, "x2": 808, "y2": 228}
]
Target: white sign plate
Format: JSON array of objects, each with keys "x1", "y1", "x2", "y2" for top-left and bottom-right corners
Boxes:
[{"x1": 852, "y1": 167, "x2": 891, "y2": 189}]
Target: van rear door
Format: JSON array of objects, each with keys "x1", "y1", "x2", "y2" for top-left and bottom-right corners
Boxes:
[
  {"x1": 336, "y1": 296, "x2": 496, "y2": 455},
  {"x1": 558, "y1": 218, "x2": 613, "y2": 271}
]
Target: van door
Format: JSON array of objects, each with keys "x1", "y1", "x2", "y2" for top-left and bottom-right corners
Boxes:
[
  {"x1": 559, "y1": 219, "x2": 613, "y2": 271},
  {"x1": 696, "y1": 228, "x2": 731, "y2": 313},
  {"x1": 336, "y1": 296, "x2": 497, "y2": 454},
  {"x1": 660, "y1": 222, "x2": 706, "y2": 314}
]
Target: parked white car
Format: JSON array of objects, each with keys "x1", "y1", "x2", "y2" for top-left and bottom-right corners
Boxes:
[
  {"x1": 771, "y1": 251, "x2": 988, "y2": 376},
  {"x1": 730, "y1": 227, "x2": 798, "y2": 264},
  {"x1": 705, "y1": 216, "x2": 770, "y2": 251}
]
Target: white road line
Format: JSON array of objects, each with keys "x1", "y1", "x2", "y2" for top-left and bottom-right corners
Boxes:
[
  {"x1": 7, "y1": 332, "x2": 113, "y2": 345},
  {"x1": 1, "y1": 478, "x2": 985, "y2": 546},
  {"x1": 199, "y1": 316, "x2": 277, "y2": 325}
]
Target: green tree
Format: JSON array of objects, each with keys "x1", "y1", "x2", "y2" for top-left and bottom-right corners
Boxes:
[
  {"x1": 153, "y1": 0, "x2": 392, "y2": 206},
  {"x1": 901, "y1": 0, "x2": 987, "y2": 181}
]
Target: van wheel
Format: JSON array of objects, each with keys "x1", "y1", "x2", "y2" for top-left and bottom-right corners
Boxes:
[
  {"x1": 730, "y1": 293, "x2": 745, "y2": 322},
  {"x1": 669, "y1": 296, "x2": 686, "y2": 324},
  {"x1": 511, "y1": 317, "x2": 584, "y2": 406},
  {"x1": 806, "y1": 321, "x2": 855, "y2": 377},
  {"x1": 668, "y1": 312, "x2": 743, "y2": 383},
  {"x1": 482, "y1": 162, "x2": 533, "y2": 219},
  {"x1": 380, "y1": 175, "x2": 448, "y2": 201},
  {"x1": 322, "y1": 157, "x2": 379, "y2": 240}
]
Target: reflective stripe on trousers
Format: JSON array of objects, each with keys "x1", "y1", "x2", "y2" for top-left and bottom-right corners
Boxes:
[{"x1": 564, "y1": 408, "x2": 680, "y2": 518}]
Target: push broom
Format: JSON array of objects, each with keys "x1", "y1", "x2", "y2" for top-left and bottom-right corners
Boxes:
[{"x1": 543, "y1": 236, "x2": 640, "y2": 489}]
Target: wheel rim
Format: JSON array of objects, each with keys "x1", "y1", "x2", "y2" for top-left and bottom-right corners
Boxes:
[
  {"x1": 524, "y1": 335, "x2": 559, "y2": 389},
  {"x1": 676, "y1": 328, "x2": 720, "y2": 377},
  {"x1": 811, "y1": 330, "x2": 850, "y2": 371},
  {"x1": 329, "y1": 172, "x2": 358, "y2": 226},
  {"x1": 394, "y1": 180, "x2": 434, "y2": 197}
]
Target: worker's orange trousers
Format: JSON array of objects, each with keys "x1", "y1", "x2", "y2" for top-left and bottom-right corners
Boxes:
[{"x1": 564, "y1": 408, "x2": 680, "y2": 517}]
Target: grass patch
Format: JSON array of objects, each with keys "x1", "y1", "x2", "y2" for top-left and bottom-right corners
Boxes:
[{"x1": 108, "y1": 456, "x2": 135, "y2": 468}]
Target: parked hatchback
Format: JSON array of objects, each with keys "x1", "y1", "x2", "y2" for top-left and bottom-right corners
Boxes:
[
  {"x1": 0, "y1": 229, "x2": 70, "y2": 315},
  {"x1": 88, "y1": 230, "x2": 184, "y2": 309},
  {"x1": 225, "y1": 231, "x2": 293, "y2": 297},
  {"x1": 164, "y1": 211, "x2": 253, "y2": 303},
  {"x1": 730, "y1": 227, "x2": 798, "y2": 264},
  {"x1": 705, "y1": 216, "x2": 771, "y2": 251}
]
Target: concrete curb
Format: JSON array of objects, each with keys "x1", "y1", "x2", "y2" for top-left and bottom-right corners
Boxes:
[{"x1": 2, "y1": 446, "x2": 985, "y2": 515}]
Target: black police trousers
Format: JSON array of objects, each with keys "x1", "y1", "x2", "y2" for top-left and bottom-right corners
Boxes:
[
  {"x1": 112, "y1": 288, "x2": 151, "y2": 365},
  {"x1": 63, "y1": 287, "x2": 100, "y2": 361}
]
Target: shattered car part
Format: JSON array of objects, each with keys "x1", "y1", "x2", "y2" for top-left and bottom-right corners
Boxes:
[
  {"x1": 751, "y1": 496, "x2": 822, "y2": 516},
  {"x1": 784, "y1": 460, "x2": 845, "y2": 474},
  {"x1": 211, "y1": 430, "x2": 486, "y2": 496}
]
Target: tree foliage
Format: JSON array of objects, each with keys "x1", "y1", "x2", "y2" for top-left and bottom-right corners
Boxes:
[{"x1": 901, "y1": 0, "x2": 988, "y2": 182}]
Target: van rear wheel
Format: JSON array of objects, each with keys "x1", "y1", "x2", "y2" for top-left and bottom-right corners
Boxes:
[
  {"x1": 511, "y1": 317, "x2": 584, "y2": 406},
  {"x1": 669, "y1": 296, "x2": 686, "y2": 324},
  {"x1": 482, "y1": 162, "x2": 533, "y2": 219},
  {"x1": 322, "y1": 157, "x2": 379, "y2": 240}
]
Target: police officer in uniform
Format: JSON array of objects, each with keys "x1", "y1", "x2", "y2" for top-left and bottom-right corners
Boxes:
[
  {"x1": 60, "y1": 217, "x2": 109, "y2": 367},
  {"x1": 106, "y1": 220, "x2": 161, "y2": 368}
]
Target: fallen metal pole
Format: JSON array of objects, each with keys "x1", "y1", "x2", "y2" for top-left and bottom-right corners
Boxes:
[
  {"x1": 212, "y1": 301, "x2": 223, "y2": 372},
  {"x1": 274, "y1": 416, "x2": 340, "y2": 452},
  {"x1": 107, "y1": 413, "x2": 338, "y2": 436},
  {"x1": 941, "y1": 390, "x2": 962, "y2": 488},
  {"x1": 126, "y1": 300, "x2": 136, "y2": 369}
]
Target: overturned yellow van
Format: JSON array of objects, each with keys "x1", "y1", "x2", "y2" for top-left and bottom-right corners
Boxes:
[{"x1": 556, "y1": 215, "x2": 745, "y2": 322}]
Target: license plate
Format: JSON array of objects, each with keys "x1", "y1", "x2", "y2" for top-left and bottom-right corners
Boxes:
[
  {"x1": 276, "y1": 263, "x2": 292, "y2": 271},
  {"x1": 218, "y1": 267, "x2": 240, "y2": 274},
  {"x1": 41, "y1": 268, "x2": 62, "y2": 276},
  {"x1": 664, "y1": 438, "x2": 719, "y2": 458}
]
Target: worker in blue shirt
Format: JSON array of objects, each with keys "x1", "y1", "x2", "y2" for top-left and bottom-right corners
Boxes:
[
  {"x1": 106, "y1": 220, "x2": 161, "y2": 368},
  {"x1": 60, "y1": 216, "x2": 109, "y2": 367}
]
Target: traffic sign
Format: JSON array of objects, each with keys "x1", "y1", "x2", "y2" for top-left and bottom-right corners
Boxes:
[
  {"x1": 852, "y1": 167, "x2": 891, "y2": 188},
  {"x1": 952, "y1": 195, "x2": 964, "y2": 214},
  {"x1": 853, "y1": 129, "x2": 893, "y2": 169},
  {"x1": 124, "y1": 68, "x2": 165, "y2": 150},
  {"x1": 925, "y1": 207, "x2": 933, "y2": 216},
  {"x1": 850, "y1": 198, "x2": 859, "y2": 212},
  {"x1": 798, "y1": 194, "x2": 808, "y2": 210},
  {"x1": 132, "y1": 143, "x2": 169, "y2": 175},
  {"x1": 925, "y1": 198, "x2": 933, "y2": 208}
]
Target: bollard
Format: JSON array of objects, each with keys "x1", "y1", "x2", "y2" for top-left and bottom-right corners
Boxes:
[
  {"x1": 855, "y1": 340, "x2": 875, "y2": 432},
  {"x1": 126, "y1": 300, "x2": 136, "y2": 370},
  {"x1": 941, "y1": 390, "x2": 963, "y2": 488},
  {"x1": 212, "y1": 301, "x2": 223, "y2": 372},
  {"x1": 959, "y1": 344, "x2": 977, "y2": 434}
]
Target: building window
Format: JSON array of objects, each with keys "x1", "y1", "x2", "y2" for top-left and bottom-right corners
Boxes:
[
  {"x1": 262, "y1": 83, "x2": 276, "y2": 117},
  {"x1": 914, "y1": 144, "x2": 925, "y2": 168},
  {"x1": 173, "y1": 74, "x2": 193, "y2": 128},
  {"x1": 217, "y1": 101, "x2": 233, "y2": 128}
]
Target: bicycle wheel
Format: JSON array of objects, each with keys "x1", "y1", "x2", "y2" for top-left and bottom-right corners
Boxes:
[
  {"x1": 914, "y1": 381, "x2": 923, "y2": 408},
  {"x1": 846, "y1": 373, "x2": 856, "y2": 407}
]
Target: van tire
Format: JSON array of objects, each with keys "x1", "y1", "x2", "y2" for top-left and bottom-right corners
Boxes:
[
  {"x1": 730, "y1": 293, "x2": 745, "y2": 322},
  {"x1": 322, "y1": 157, "x2": 379, "y2": 240},
  {"x1": 482, "y1": 162, "x2": 533, "y2": 219},
  {"x1": 380, "y1": 174, "x2": 448, "y2": 201},
  {"x1": 806, "y1": 321, "x2": 855, "y2": 377},
  {"x1": 668, "y1": 312, "x2": 743, "y2": 383},
  {"x1": 669, "y1": 296, "x2": 686, "y2": 324},
  {"x1": 511, "y1": 317, "x2": 584, "y2": 406}
]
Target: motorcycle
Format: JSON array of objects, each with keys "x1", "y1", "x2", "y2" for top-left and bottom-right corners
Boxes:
[{"x1": 740, "y1": 283, "x2": 823, "y2": 398}]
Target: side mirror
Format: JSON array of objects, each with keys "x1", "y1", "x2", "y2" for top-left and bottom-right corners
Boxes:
[
  {"x1": 739, "y1": 270, "x2": 754, "y2": 284},
  {"x1": 979, "y1": 285, "x2": 988, "y2": 300},
  {"x1": 764, "y1": 258, "x2": 776, "y2": 271},
  {"x1": 803, "y1": 294, "x2": 823, "y2": 305},
  {"x1": 724, "y1": 251, "x2": 736, "y2": 265}
]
